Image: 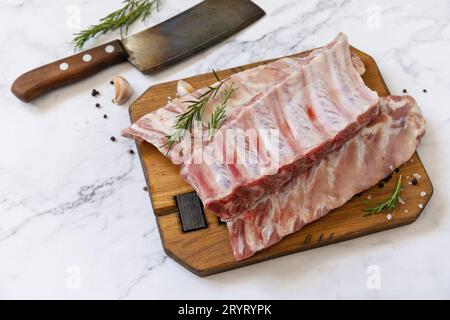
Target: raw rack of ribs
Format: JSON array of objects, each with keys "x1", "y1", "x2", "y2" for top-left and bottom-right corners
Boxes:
[
  {"x1": 227, "y1": 95, "x2": 425, "y2": 260},
  {"x1": 178, "y1": 33, "x2": 379, "y2": 219},
  {"x1": 122, "y1": 34, "x2": 426, "y2": 262}
]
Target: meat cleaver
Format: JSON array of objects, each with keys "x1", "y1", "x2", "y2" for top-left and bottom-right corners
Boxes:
[{"x1": 11, "y1": 0, "x2": 265, "y2": 102}]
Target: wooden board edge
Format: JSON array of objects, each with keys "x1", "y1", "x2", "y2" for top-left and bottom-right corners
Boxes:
[
  {"x1": 413, "y1": 151, "x2": 435, "y2": 204},
  {"x1": 352, "y1": 47, "x2": 390, "y2": 94}
]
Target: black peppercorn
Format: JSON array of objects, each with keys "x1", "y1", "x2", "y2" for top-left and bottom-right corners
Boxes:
[
  {"x1": 402, "y1": 89, "x2": 407, "y2": 93},
  {"x1": 91, "y1": 89, "x2": 99, "y2": 97},
  {"x1": 103, "y1": 114, "x2": 108, "y2": 119},
  {"x1": 110, "y1": 81, "x2": 114, "y2": 85},
  {"x1": 423, "y1": 89, "x2": 427, "y2": 93},
  {"x1": 143, "y1": 186, "x2": 148, "y2": 191},
  {"x1": 411, "y1": 178, "x2": 418, "y2": 185},
  {"x1": 95, "y1": 103, "x2": 100, "y2": 108},
  {"x1": 110, "y1": 136, "x2": 116, "y2": 142},
  {"x1": 129, "y1": 149, "x2": 135, "y2": 154}
]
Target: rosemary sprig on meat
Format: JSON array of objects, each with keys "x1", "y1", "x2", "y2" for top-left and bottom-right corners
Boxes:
[
  {"x1": 364, "y1": 175, "x2": 402, "y2": 216},
  {"x1": 73, "y1": 0, "x2": 161, "y2": 51},
  {"x1": 208, "y1": 84, "x2": 238, "y2": 139},
  {"x1": 161, "y1": 70, "x2": 230, "y2": 155}
]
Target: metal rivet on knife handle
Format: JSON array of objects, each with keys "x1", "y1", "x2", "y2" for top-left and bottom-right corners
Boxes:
[
  {"x1": 175, "y1": 192, "x2": 207, "y2": 233},
  {"x1": 82, "y1": 54, "x2": 93, "y2": 62},
  {"x1": 59, "y1": 63, "x2": 69, "y2": 71},
  {"x1": 105, "y1": 45, "x2": 115, "y2": 53}
]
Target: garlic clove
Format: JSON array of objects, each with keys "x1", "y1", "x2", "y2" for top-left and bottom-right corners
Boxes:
[
  {"x1": 112, "y1": 76, "x2": 132, "y2": 105},
  {"x1": 177, "y1": 79, "x2": 195, "y2": 97},
  {"x1": 351, "y1": 53, "x2": 365, "y2": 75}
]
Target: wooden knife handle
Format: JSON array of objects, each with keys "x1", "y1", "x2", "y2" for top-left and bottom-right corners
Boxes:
[{"x1": 11, "y1": 40, "x2": 128, "y2": 103}]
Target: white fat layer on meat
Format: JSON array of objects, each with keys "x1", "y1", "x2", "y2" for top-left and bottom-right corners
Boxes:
[{"x1": 326, "y1": 158, "x2": 336, "y2": 192}]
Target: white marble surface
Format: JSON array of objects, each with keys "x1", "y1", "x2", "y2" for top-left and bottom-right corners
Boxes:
[{"x1": 0, "y1": 0, "x2": 449, "y2": 299}]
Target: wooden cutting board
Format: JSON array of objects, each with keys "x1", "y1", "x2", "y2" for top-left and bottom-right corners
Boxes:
[{"x1": 129, "y1": 47, "x2": 433, "y2": 277}]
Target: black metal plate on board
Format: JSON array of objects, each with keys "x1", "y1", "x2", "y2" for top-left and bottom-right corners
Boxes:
[{"x1": 175, "y1": 192, "x2": 207, "y2": 232}]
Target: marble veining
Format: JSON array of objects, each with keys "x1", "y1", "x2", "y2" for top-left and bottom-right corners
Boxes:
[{"x1": 0, "y1": 0, "x2": 449, "y2": 299}]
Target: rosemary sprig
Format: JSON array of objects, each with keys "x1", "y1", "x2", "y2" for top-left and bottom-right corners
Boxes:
[
  {"x1": 208, "y1": 84, "x2": 238, "y2": 139},
  {"x1": 161, "y1": 70, "x2": 228, "y2": 155},
  {"x1": 73, "y1": 0, "x2": 161, "y2": 51},
  {"x1": 364, "y1": 175, "x2": 402, "y2": 216}
]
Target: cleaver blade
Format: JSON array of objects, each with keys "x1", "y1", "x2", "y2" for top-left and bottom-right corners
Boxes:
[{"x1": 124, "y1": 0, "x2": 266, "y2": 73}]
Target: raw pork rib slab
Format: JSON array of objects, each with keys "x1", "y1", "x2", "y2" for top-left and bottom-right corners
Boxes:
[
  {"x1": 122, "y1": 34, "x2": 366, "y2": 166},
  {"x1": 227, "y1": 95, "x2": 426, "y2": 260},
  {"x1": 181, "y1": 34, "x2": 379, "y2": 219},
  {"x1": 123, "y1": 48, "x2": 328, "y2": 165}
]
